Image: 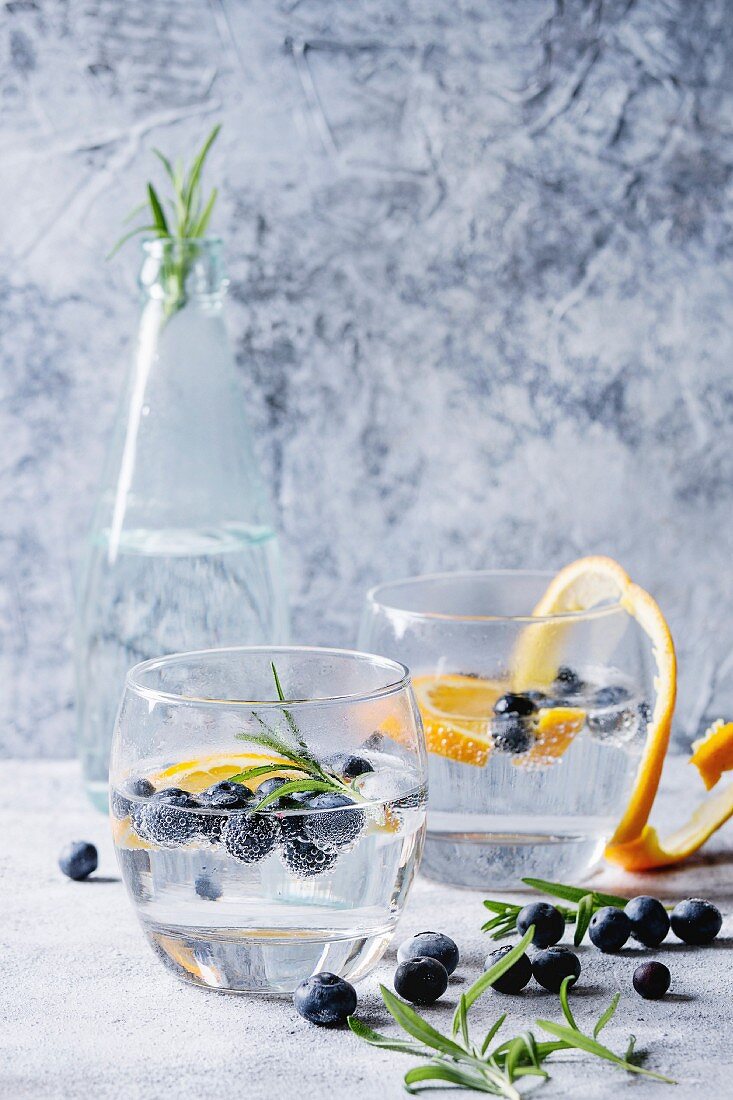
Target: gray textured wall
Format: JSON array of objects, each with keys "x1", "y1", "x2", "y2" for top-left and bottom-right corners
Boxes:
[{"x1": 3, "y1": 0, "x2": 733, "y2": 757}]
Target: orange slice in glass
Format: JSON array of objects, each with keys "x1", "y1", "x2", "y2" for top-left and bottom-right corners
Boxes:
[
  {"x1": 411, "y1": 674, "x2": 504, "y2": 766},
  {"x1": 513, "y1": 554, "x2": 733, "y2": 870},
  {"x1": 149, "y1": 751, "x2": 293, "y2": 794},
  {"x1": 513, "y1": 706, "x2": 586, "y2": 767}
]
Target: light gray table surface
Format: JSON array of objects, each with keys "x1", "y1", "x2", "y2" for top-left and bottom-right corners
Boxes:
[{"x1": 3, "y1": 757, "x2": 732, "y2": 1100}]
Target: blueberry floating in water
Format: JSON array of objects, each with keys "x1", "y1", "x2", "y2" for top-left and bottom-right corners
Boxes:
[
  {"x1": 255, "y1": 776, "x2": 292, "y2": 806},
  {"x1": 194, "y1": 873, "x2": 222, "y2": 901},
  {"x1": 670, "y1": 898, "x2": 722, "y2": 945},
  {"x1": 494, "y1": 693, "x2": 537, "y2": 717},
  {"x1": 223, "y1": 811, "x2": 279, "y2": 864},
  {"x1": 633, "y1": 960, "x2": 671, "y2": 1000},
  {"x1": 198, "y1": 781, "x2": 254, "y2": 841},
  {"x1": 59, "y1": 840, "x2": 98, "y2": 881},
  {"x1": 393, "y1": 957, "x2": 448, "y2": 1005},
  {"x1": 491, "y1": 715, "x2": 533, "y2": 754},
  {"x1": 624, "y1": 896, "x2": 670, "y2": 947},
  {"x1": 552, "y1": 665, "x2": 585, "y2": 698},
  {"x1": 397, "y1": 931, "x2": 459, "y2": 976},
  {"x1": 588, "y1": 684, "x2": 633, "y2": 738},
  {"x1": 111, "y1": 775, "x2": 155, "y2": 820},
  {"x1": 303, "y1": 792, "x2": 364, "y2": 850},
  {"x1": 327, "y1": 753, "x2": 374, "y2": 780},
  {"x1": 588, "y1": 906, "x2": 631, "y2": 953},
  {"x1": 132, "y1": 788, "x2": 200, "y2": 848},
  {"x1": 294, "y1": 972, "x2": 357, "y2": 1027},
  {"x1": 281, "y1": 836, "x2": 339, "y2": 878},
  {"x1": 531, "y1": 946, "x2": 581, "y2": 993},
  {"x1": 484, "y1": 945, "x2": 532, "y2": 994},
  {"x1": 516, "y1": 902, "x2": 565, "y2": 947}
]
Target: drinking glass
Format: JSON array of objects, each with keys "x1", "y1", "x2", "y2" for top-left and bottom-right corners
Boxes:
[
  {"x1": 110, "y1": 646, "x2": 427, "y2": 993},
  {"x1": 359, "y1": 571, "x2": 653, "y2": 889}
]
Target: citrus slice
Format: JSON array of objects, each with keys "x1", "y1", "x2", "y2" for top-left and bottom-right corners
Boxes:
[
  {"x1": 149, "y1": 751, "x2": 292, "y2": 794},
  {"x1": 512, "y1": 554, "x2": 733, "y2": 870},
  {"x1": 411, "y1": 674, "x2": 504, "y2": 766},
  {"x1": 513, "y1": 707, "x2": 586, "y2": 767},
  {"x1": 689, "y1": 719, "x2": 733, "y2": 791}
]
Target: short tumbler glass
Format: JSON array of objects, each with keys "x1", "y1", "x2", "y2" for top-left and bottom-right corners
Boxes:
[
  {"x1": 110, "y1": 646, "x2": 427, "y2": 993},
  {"x1": 359, "y1": 571, "x2": 653, "y2": 889}
]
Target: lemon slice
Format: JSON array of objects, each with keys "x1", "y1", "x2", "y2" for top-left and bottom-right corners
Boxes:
[
  {"x1": 412, "y1": 674, "x2": 504, "y2": 766},
  {"x1": 513, "y1": 554, "x2": 733, "y2": 870},
  {"x1": 149, "y1": 751, "x2": 292, "y2": 794}
]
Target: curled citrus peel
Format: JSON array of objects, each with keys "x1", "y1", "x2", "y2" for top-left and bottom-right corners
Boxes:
[{"x1": 515, "y1": 555, "x2": 733, "y2": 871}]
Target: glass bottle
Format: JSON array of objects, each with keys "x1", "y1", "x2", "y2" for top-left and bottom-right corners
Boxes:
[{"x1": 76, "y1": 238, "x2": 288, "y2": 809}]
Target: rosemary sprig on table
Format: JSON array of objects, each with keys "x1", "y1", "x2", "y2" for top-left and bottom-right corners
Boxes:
[
  {"x1": 232, "y1": 662, "x2": 357, "y2": 809},
  {"x1": 483, "y1": 878, "x2": 633, "y2": 946},
  {"x1": 109, "y1": 124, "x2": 222, "y2": 318},
  {"x1": 348, "y1": 932, "x2": 675, "y2": 1094}
]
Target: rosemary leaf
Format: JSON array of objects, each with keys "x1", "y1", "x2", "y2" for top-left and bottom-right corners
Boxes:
[
  {"x1": 594, "y1": 993, "x2": 621, "y2": 1039},
  {"x1": 456, "y1": 926, "x2": 535, "y2": 1023},
  {"x1": 379, "y1": 986, "x2": 467, "y2": 1060},
  {"x1": 346, "y1": 1017, "x2": 429, "y2": 1057},
  {"x1": 522, "y1": 877, "x2": 629, "y2": 908},
  {"x1": 535, "y1": 1021, "x2": 676, "y2": 1084},
  {"x1": 574, "y1": 892, "x2": 595, "y2": 946},
  {"x1": 253, "y1": 778, "x2": 336, "y2": 810}
]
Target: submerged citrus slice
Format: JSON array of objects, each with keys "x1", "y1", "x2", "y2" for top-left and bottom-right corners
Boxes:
[
  {"x1": 148, "y1": 751, "x2": 292, "y2": 794},
  {"x1": 513, "y1": 554, "x2": 733, "y2": 870},
  {"x1": 411, "y1": 674, "x2": 504, "y2": 766},
  {"x1": 513, "y1": 707, "x2": 586, "y2": 767}
]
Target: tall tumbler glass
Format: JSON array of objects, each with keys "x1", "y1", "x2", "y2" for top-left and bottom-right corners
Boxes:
[{"x1": 359, "y1": 571, "x2": 653, "y2": 889}]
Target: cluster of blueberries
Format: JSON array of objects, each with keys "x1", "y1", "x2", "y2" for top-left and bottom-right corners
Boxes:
[
  {"x1": 491, "y1": 665, "x2": 636, "y2": 754},
  {"x1": 294, "y1": 895, "x2": 724, "y2": 1028},
  {"x1": 109, "y1": 754, "x2": 374, "y2": 878}
]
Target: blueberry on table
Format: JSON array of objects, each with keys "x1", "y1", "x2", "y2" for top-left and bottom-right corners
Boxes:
[
  {"x1": 624, "y1": 896, "x2": 670, "y2": 947},
  {"x1": 494, "y1": 693, "x2": 537, "y2": 717},
  {"x1": 281, "y1": 837, "x2": 339, "y2": 878},
  {"x1": 303, "y1": 793, "x2": 364, "y2": 850},
  {"x1": 484, "y1": 945, "x2": 532, "y2": 994},
  {"x1": 670, "y1": 898, "x2": 722, "y2": 945},
  {"x1": 59, "y1": 841, "x2": 98, "y2": 881},
  {"x1": 531, "y1": 946, "x2": 581, "y2": 993},
  {"x1": 132, "y1": 788, "x2": 200, "y2": 848},
  {"x1": 491, "y1": 715, "x2": 533, "y2": 754},
  {"x1": 633, "y1": 961, "x2": 671, "y2": 1000},
  {"x1": 588, "y1": 906, "x2": 632, "y2": 953},
  {"x1": 552, "y1": 666, "x2": 585, "y2": 698},
  {"x1": 516, "y1": 902, "x2": 565, "y2": 947},
  {"x1": 397, "y1": 931, "x2": 460, "y2": 976},
  {"x1": 294, "y1": 972, "x2": 357, "y2": 1027},
  {"x1": 394, "y1": 957, "x2": 449, "y2": 1005},
  {"x1": 223, "y1": 812, "x2": 279, "y2": 863}
]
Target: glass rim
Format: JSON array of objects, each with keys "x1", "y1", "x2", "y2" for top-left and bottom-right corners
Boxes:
[
  {"x1": 125, "y1": 645, "x2": 411, "y2": 709},
  {"x1": 365, "y1": 569, "x2": 625, "y2": 624}
]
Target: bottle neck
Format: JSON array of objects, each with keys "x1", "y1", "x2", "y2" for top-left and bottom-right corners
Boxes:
[{"x1": 139, "y1": 238, "x2": 227, "y2": 314}]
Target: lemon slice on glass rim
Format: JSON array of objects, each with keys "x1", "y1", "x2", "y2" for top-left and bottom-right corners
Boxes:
[{"x1": 513, "y1": 555, "x2": 733, "y2": 871}]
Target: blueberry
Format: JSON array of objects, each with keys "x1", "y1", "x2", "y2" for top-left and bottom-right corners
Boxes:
[
  {"x1": 624, "y1": 896, "x2": 670, "y2": 947},
  {"x1": 397, "y1": 932, "x2": 459, "y2": 976},
  {"x1": 394, "y1": 957, "x2": 448, "y2": 1005},
  {"x1": 199, "y1": 781, "x2": 253, "y2": 809},
  {"x1": 588, "y1": 685, "x2": 633, "y2": 737},
  {"x1": 531, "y1": 946, "x2": 581, "y2": 993},
  {"x1": 195, "y1": 873, "x2": 222, "y2": 901},
  {"x1": 494, "y1": 693, "x2": 537, "y2": 717},
  {"x1": 491, "y1": 715, "x2": 533, "y2": 754},
  {"x1": 526, "y1": 690, "x2": 550, "y2": 707},
  {"x1": 197, "y1": 781, "x2": 255, "y2": 841},
  {"x1": 484, "y1": 945, "x2": 532, "y2": 994},
  {"x1": 670, "y1": 898, "x2": 722, "y2": 945},
  {"x1": 59, "y1": 841, "x2": 98, "y2": 881},
  {"x1": 255, "y1": 777, "x2": 291, "y2": 805},
  {"x1": 281, "y1": 837, "x2": 339, "y2": 878},
  {"x1": 633, "y1": 961, "x2": 671, "y2": 1000},
  {"x1": 303, "y1": 792, "x2": 364, "y2": 850},
  {"x1": 223, "y1": 812, "x2": 279, "y2": 864},
  {"x1": 294, "y1": 972, "x2": 357, "y2": 1027},
  {"x1": 110, "y1": 775, "x2": 155, "y2": 819},
  {"x1": 588, "y1": 907, "x2": 631, "y2": 952},
  {"x1": 132, "y1": 788, "x2": 200, "y2": 848},
  {"x1": 327, "y1": 753, "x2": 375, "y2": 780},
  {"x1": 552, "y1": 666, "x2": 585, "y2": 698},
  {"x1": 516, "y1": 902, "x2": 565, "y2": 947}
]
